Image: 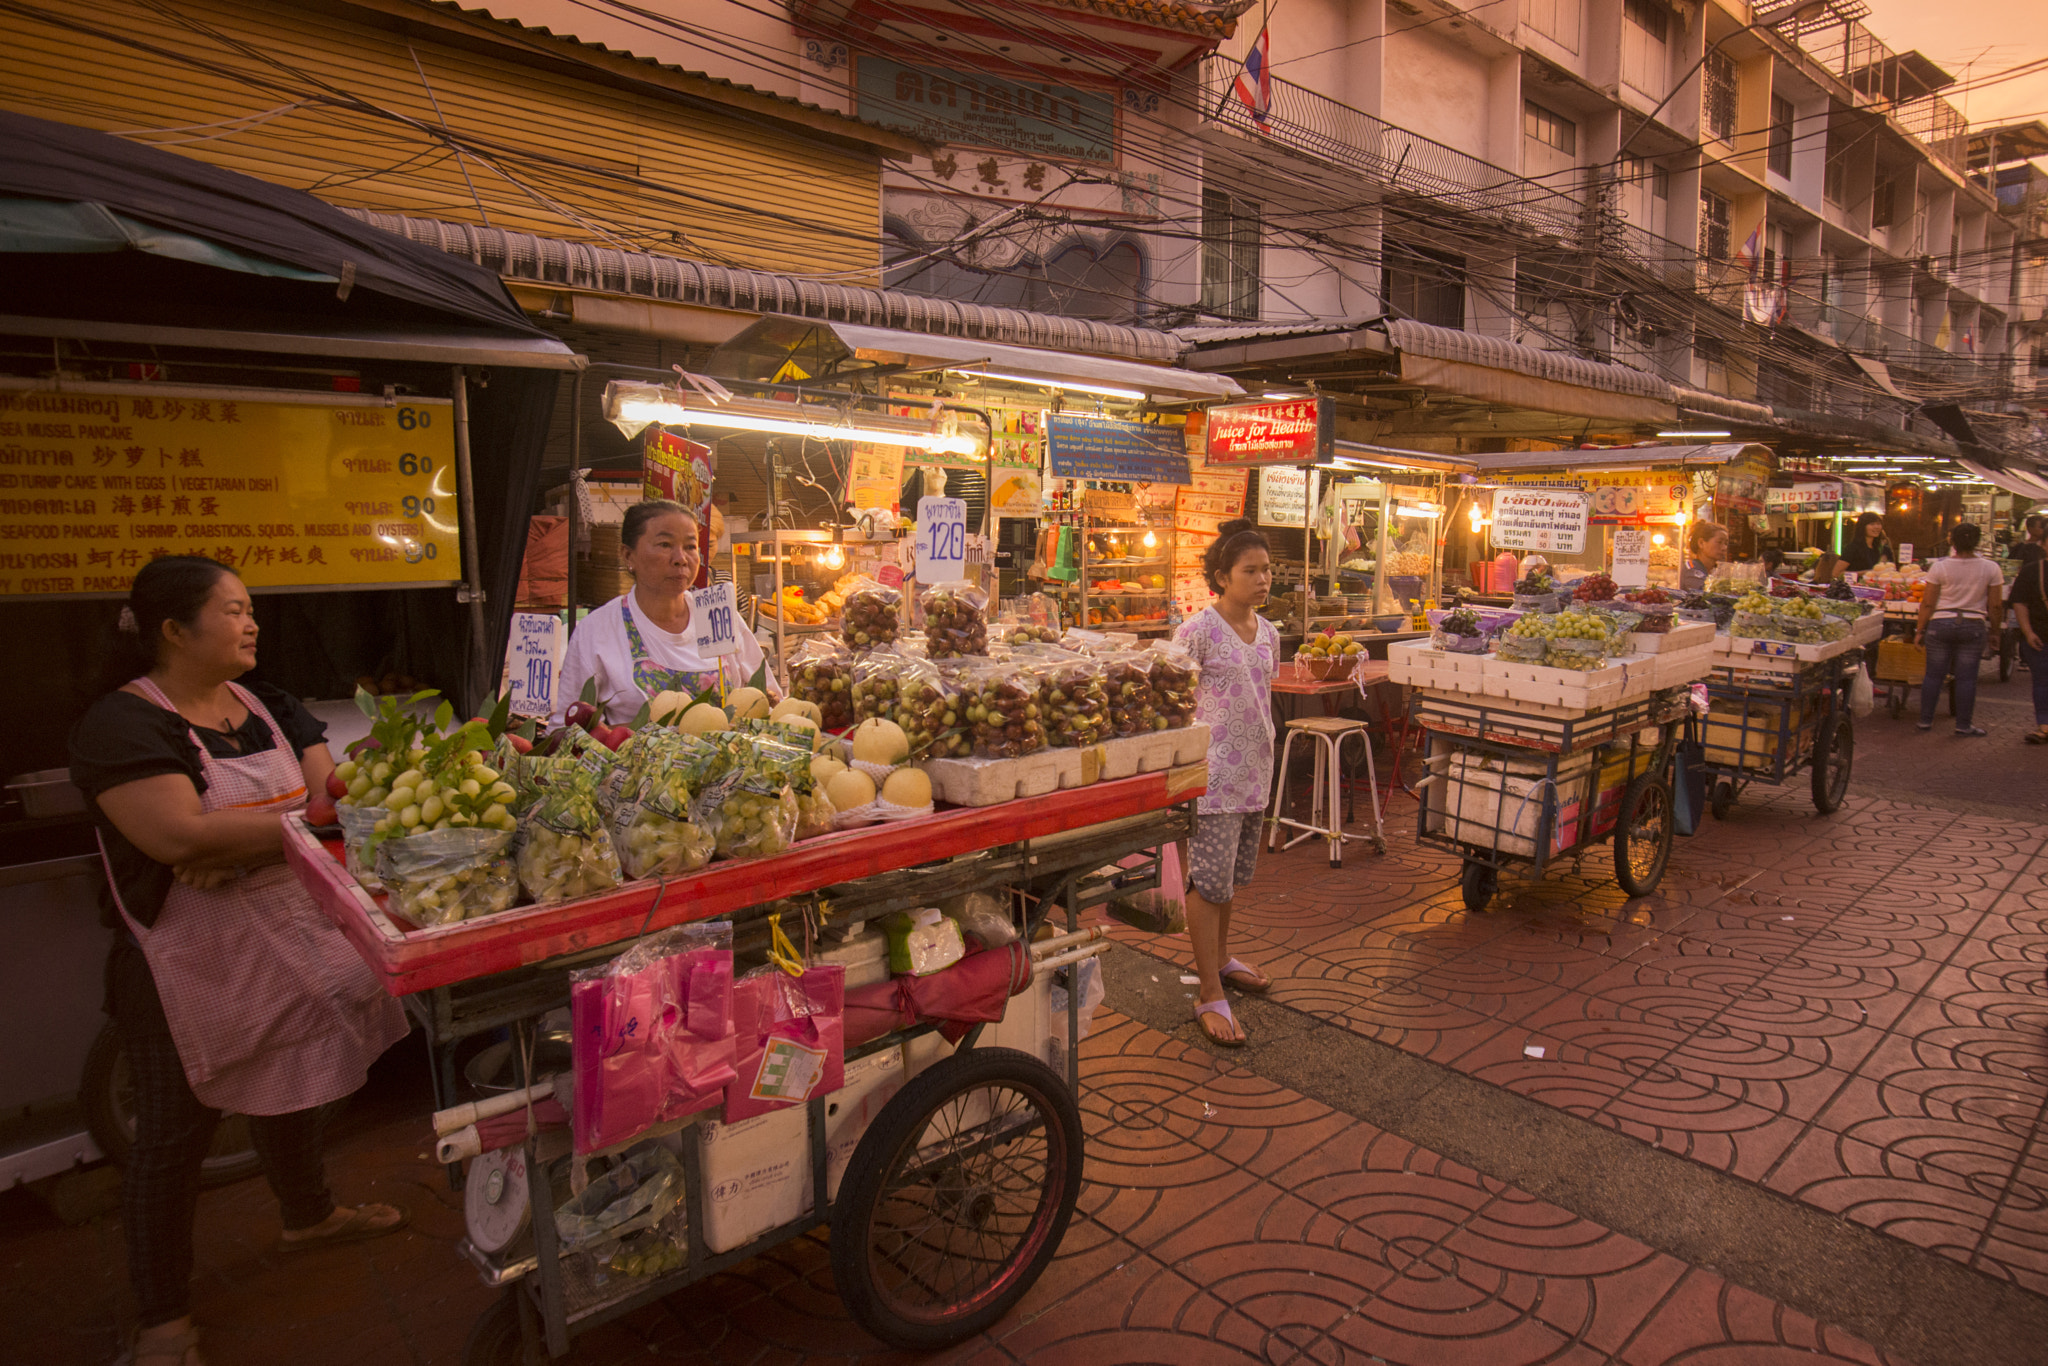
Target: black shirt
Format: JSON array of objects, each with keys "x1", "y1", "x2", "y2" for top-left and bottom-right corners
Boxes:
[
  {"x1": 2015, "y1": 543, "x2": 2045, "y2": 569},
  {"x1": 1842, "y1": 537, "x2": 1895, "y2": 574},
  {"x1": 2014, "y1": 559, "x2": 2048, "y2": 628},
  {"x1": 68, "y1": 682, "x2": 326, "y2": 1033}
]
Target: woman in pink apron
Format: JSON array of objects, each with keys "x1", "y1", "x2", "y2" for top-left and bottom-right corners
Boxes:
[{"x1": 70, "y1": 557, "x2": 410, "y2": 1366}]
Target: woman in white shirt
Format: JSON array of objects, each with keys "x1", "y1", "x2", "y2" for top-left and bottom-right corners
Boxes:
[
  {"x1": 1916, "y1": 522, "x2": 2004, "y2": 737},
  {"x1": 553, "y1": 500, "x2": 778, "y2": 727}
]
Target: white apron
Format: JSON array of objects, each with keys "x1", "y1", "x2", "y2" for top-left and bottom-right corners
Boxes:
[{"x1": 99, "y1": 678, "x2": 407, "y2": 1115}]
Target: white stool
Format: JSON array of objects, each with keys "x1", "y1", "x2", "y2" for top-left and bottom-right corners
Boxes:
[{"x1": 1266, "y1": 716, "x2": 1385, "y2": 866}]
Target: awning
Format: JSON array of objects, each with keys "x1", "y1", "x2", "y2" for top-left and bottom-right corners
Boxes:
[
  {"x1": 1473, "y1": 442, "x2": 1769, "y2": 474},
  {"x1": 708, "y1": 317, "x2": 1242, "y2": 401},
  {"x1": 1670, "y1": 385, "x2": 1775, "y2": 428},
  {"x1": 1957, "y1": 456, "x2": 2048, "y2": 501},
  {"x1": 0, "y1": 198, "x2": 335, "y2": 281},
  {"x1": 1329, "y1": 440, "x2": 1475, "y2": 474},
  {"x1": 0, "y1": 313, "x2": 586, "y2": 371},
  {"x1": 1847, "y1": 353, "x2": 1912, "y2": 403},
  {"x1": 1386, "y1": 320, "x2": 1676, "y2": 425}
]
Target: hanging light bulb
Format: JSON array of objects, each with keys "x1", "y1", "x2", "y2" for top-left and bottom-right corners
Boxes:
[
  {"x1": 1652, "y1": 533, "x2": 1667, "y2": 546},
  {"x1": 820, "y1": 544, "x2": 845, "y2": 570},
  {"x1": 1142, "y1": 530, "x2": 1157, "y2": 548}
]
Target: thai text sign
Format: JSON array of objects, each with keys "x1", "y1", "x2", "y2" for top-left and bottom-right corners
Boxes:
[
  {"x1": 0, "y1": 384, "x2": 458, "y2": 599},
  {"x1": 1491, "y1": 487, "x2": 1590, "y2": 554},
  {"x1": 1765, "y1": 482, "x2": 1842, "y2": 512},
  {"x1": 1499, "y1": 468, "x2": 1689, "y2": 523},
  {"x1": 1256, "y1": 467, "x2": 1308, "y2": 528},
  {"x1": 856, "y1": 57, "x2": 1115, "y2": 163},
  {"x1": 1204, "y1": 399, "x2": 1330, "y2": 466},
  {"x1": 1045, "y1": 414, "x2": 1191, "y2": 484}
]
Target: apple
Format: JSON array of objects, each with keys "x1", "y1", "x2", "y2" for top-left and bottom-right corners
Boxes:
[
  {"x1": 564, "y1": 701, "x2": 599, "y2": 731},
  {"x1": 325, "y1": 772, "x2": 348, "y2": 800},
  {"x1": 306, "y1": 795, "x2": 339, "y2": 827},
  {"x1": 597, "y1": 724, "x2": 633, "y2": 752}
]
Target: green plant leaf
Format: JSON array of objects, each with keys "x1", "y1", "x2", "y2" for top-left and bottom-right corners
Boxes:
[
  {"x1": 353, "y1": 686, "x2": 378, "y2": 721},
  {"x1": 746, "y1": 660, "x2": 768, "y2": 694},
  {"x1": 433, "y1": 700, "x2": 455, "y2": 734},
  {"x1": 578, "y1": 676, "x2": 599, "y2": 706},
  {"x1": 628, "y1": 696, "x2": 653, "y2": 729},
  {"x1": 409, "y1": 689, "x2": 441, "y2": 705}
]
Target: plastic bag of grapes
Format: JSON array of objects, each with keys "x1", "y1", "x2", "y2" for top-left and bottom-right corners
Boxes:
[{"x1": 693, "y1": 733, "x2": 807, "y2": 861}]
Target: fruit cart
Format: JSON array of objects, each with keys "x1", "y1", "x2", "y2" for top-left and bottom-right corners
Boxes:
[
  {"x1": 1411, "y1": 687, "x2": 1690, "y2": 912},
  {"x1": 285, "y1": 766, "x2": 1202, "y2": 1363},
  {"x1": 1698, "y1": 649, "x2": 1858, "y2": 818}
]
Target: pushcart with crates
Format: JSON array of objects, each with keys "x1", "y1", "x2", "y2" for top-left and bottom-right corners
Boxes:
[
  {"x1": 284, "y1": 767, "x2": 1201, "y2": 1364},
  {"x1": 1698, "y1": 646, "x2": 1859, "y2": 819}
]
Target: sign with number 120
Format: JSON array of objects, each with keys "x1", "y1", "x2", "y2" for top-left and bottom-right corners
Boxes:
[
  {"x1": 688, "y1": 581, "x2": 741, "y2": 658},
  {"x1": 915, "y1": 496, "x2": 968, "y2": 583}
]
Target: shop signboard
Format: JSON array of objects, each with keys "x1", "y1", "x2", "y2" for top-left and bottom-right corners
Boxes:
[
  {"x1": 855, "y1": 56, "x2": 1116, "y2": 164},
  {"x1": 1491, "y1": 487, "x2": 1591, "y2": 554},
  {"x1": 1714, "y1": 452, "x2": 1771, "y2": 516},
  {"x1": 1256, "y1": 467, "x2": 1308, "y2": 528},
  {"x1": 0, "y1": 382, "x2": 459, "y2": 599},
  {"x1": 1610, "y1": 527, "x2": 1651, "y2": 589},
  {"x1": 504, "y1": 612, "x2": 562, "y2": 720},
  {"x1": 1045, "y1": 413, "x2": 1191, "y2": 484},
  {"x1": 1204, "y1": 398, "x2": 1331, "y2": 467},
  {"x1": 1765, "y1": 482, "x2": 1843, "y2": 513},
  {"x1": 1498, "y1": 468, "x2": 1690, "y2": 523}
]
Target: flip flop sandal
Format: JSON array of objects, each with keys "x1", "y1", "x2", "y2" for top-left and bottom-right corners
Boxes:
[
  {"x1": 277, "y1": 1202, "x2": 409, "y2": 1254},
  {"x1": 2026, "y1": 729, "x2": 2048, "y2": 745},
  {"x1": 1193, "y1": 998, "x2": 1246, "y2": 1049},
  {"x1": 1219, "y1": 957, "x2": 1272, "y2": 994}
]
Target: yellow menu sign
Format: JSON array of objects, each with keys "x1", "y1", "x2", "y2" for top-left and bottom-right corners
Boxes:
[{"x1": 0, "y1": 384, "x2": 460, "y2": 598}]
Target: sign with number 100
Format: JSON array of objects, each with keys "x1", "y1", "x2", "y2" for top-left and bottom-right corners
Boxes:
[
  {"x1": 916, "y1": 496, "x2": 968, "y2": 583},
  {"x1": 689, "y1": 581, "x2": 741, "y2": 658}
]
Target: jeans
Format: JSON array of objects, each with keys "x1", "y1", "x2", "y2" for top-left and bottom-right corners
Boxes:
[
  {"x1": 1920, "y1": 616, "x2": 1988, "y2": 729},
  {"x1": 2021, "y1": 633, "x2": 2048, "y2": 726}
]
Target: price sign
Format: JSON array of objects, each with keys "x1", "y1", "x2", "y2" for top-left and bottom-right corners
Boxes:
[
  {"x1": 1491, "y1": 488, "x2": 1590, "y2": 554},
  {"x1": 504, "y1": 612, "x2": 562, "y2": 719},
  {"x1": 688, "y1": 580, "x2": 741, "y2": 658},
  {"x1": 1611, "y1": 527, "x2": 1651, "y2": 589},
  {"x1": 915, "y1": 496, "x2": 968, "y2": 582},
  {"x1": 1898, "y1": 542, "x2": 1914, "y2": 567}
]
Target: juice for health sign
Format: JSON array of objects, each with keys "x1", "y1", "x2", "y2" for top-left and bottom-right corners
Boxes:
[
  {"x1": 0, "y1": 383, "x2": 459, "y2": 599},
  {"x1": 1204, "y1": 398, "x2": 1330, "y2": 466},
  {"x1": 1491, "y1": 487, "x2": 1590, "y2": 554}
]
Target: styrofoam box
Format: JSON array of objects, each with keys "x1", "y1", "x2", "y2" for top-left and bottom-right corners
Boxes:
[
  {"x1": 1098, "y1": 725, "x2": 1205, "y2": 780},
  {"x1": 1714, "y1": 632, "x2": 1855, "y2": 662},
  {"x1": 925, "y1": 750, "x2": 1065, "y2": 807},
  {"x1": 698, "y1": 1046, "x2": 908, "y2": 1252},
  {"x1": 1850, "y1": 612, "x2": 1884, "y2": 644},
  {"x1": 816, "y1": 927, "x2": 890, "y2": 989},
  {"x1": 1426, "y1": 748, "x2": 1598, "y2": 859},
  {"x1": 1629, "y1": 621, "x2": 1716, "y2": 654}
]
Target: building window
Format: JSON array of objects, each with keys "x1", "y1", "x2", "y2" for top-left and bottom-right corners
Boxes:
[
  {"x1": 1200, "y1": 187, "x2": 1261, "y2": 320},
  {"x1": 1871, "y1": 176, "x2": 1896, "y2": 228},
  {"x1": 1523, "y1": 0, "x2": 1582, "y2": 53},
  {"x1": 1823, "y1": 150, "x2": 1847, "y2": 205},
  {"x1": 1699, "y1": 188, "x2": 1731, "y2": 261},
  {"x1": 1621, "y1": 0, "x2": 1668, "y2": 94},
  {"x1": 1384, "y1": 241, "x2": 1466, "y2": 330},
  {"x1": 1704, "y1": 50, "x2": 1738, "y2": 143},
  {"x1": 1623, "y1": 0, "x2": 1668, "y2": 43},
  {"x1": 1524, "y1": 101, "x2": 1577, "y2": 155},
  {"x1": 1653, "y1": 164, "x2": 1671, "y2": 200},
  {"x1": 1768, "y1": 95, "x2": 1795, "y2": 178}
]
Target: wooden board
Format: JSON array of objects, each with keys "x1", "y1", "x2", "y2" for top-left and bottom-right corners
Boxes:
[{"x1": 286, "y1": 764, "x2": 1208, "y2": 996}]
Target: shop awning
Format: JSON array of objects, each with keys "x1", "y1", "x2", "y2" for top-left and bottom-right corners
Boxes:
[
  {"x1": 1386, "y1": 320, "x2": 1676, "y2": 425},
  {"x1": 708, "y1": 317, "x2": 1242, "y2": 401},
  {"x1": 1472, "y1": 442, "x2": 1768, "y2": 474},
  {"x1": 0, "y1": 313, "x2": 587, "y2": 371},
  {"x1": 1957, "y1": 456, "x2": 2048, "y2": 501}
]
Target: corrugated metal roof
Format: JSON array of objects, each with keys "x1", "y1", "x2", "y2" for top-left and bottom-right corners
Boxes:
[
  {"x1": 351, "y1": 210, "x2": 1188, "y2": 362},
  {"x1": 1034, "y1": 0, "x2": 1256, "y2": 39},
  {"x1": 1174, "y1": 317, "x2": 1377, "y2": 345},
  {"x1": 1386, "y1": 319, "x2": 1673, "y2": 403}
]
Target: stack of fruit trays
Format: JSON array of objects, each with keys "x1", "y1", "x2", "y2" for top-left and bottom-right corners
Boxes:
[
  {"x1": 1620, "y1": 587, "x2": 1678, "y2": 632},
  {"x1": 1426, "y1": 605, "x2": 1518, "y2": 654}
]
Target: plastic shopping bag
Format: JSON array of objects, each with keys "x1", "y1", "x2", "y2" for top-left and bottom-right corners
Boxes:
[
  {"x1": 1849, "y1": 662, "x2": 1875, "y2": 718},
  {"x1": 1672, "y1": 720, "x2": 1708, "y2": 838},
  {"x1": 569, "y1": 923, "x2": 736, "y2": 1154},
  {"x1": 725, "y1": 954, "x2": 846, "y2": 1124}
]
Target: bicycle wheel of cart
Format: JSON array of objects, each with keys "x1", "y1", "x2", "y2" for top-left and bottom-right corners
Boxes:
[
  {"x1": 1459, "y1": 860, "x2": 1498, "y2": 913},
  {"x1": 1709, "y1": 779, "x2": 1736, "y2": 820},
  {"x1": 460, "y1": 1290, "x2": 524, "y2": 1366},
  {"x1": 81, "y1": 1020, "x2": 264, "y2": 1188},
  {"x1": 1887, "y1": 686, "x2": 1904, "y2": 719},
  {"x1": 831, "y1": 1047, "x2": 1083, "y2": 1351},
  {"x1": 1613, "y1": 773, "x2": 1674, "y2": 897},
  {"x1": 1811, "y1": 713, "x2": 1853, "y2": 814},
  {"x1": 2000, "y1": 629, "x2": 2017, "y2": 683}
]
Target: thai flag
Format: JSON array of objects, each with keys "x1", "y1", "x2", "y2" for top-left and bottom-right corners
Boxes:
[
  {"x1": 1737, "y1": 223, "x2": 1763, "y2": 275},
  {"x1": 1234, "y1": 28, "x2": 1272, "y2": 131}
]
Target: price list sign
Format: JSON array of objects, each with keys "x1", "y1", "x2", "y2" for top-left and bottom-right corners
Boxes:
[
  {"x1": 688, "y1": 580, "x2": 742, "y2": 658},
  {"x1": 915, "y1": 495, "x2": 968, "y2": 583},
  {"x1": 1491, "y1": 487, "x2": 1590, "y2": 554},
  {"x1": 0, "y1": 384, "x2": 460, "y2": 598}
]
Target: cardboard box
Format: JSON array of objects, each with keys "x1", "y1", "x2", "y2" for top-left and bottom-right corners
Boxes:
[{"x1": 1874, "y1": 638, "x2": 1926, "y2": 684}]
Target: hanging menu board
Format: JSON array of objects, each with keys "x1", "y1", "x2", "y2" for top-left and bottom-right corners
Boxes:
[
  {"x1": 1491, "y1": 487, "x2": 1590, "y2": 554},
  {"x1": 1045, "y1": 413, "x2": 1191, "y2": 484},
  {"x1": 0, "y1": 382, "x2": 459, "y2": 599}
]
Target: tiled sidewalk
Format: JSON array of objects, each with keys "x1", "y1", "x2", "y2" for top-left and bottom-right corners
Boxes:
[{"x1": 1095, "y1": 779, "x2": 2048, "y2": 1302}]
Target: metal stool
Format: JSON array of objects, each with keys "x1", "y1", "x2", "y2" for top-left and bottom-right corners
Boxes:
[{"x1": 1267, "y1": 716, "x2": 1386, "y2": 866}]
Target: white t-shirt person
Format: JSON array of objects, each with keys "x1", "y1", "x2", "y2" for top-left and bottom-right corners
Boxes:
[
  {"x1": 552, "y1": 591, "x2": 778, "y2": 727},
  {"x1": 1924, "y1": 554, "x2": 2005, "y2": 621}
]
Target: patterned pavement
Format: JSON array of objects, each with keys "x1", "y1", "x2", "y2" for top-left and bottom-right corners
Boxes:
[{"x1": 3, "y1": 701, "x2": 2043, "y2": 1364}]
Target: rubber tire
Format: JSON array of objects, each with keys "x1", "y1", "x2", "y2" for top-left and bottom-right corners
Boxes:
[
  {"x1": 81, "y1": 1021, "x2": 264, "y2": 1188},
  {"x1": 1709, "y1": 780, "x2": 1735, "y2": 821},
  {"x1": 1888, "y1": 687, "x2": 1904, "y2": 720},
  {"x1": 2001, "y1": 631, "x2": 2016, "y2": 683},
  {"x1": 1811, "y1": 713, "x2": 1854, "y2": 815},
  {"x1": 831, "y1": 1047, "x2": 1083, "y2": 1352},
  {"x1": 1613, "y1": 774, "x2": 1675, "y2": 897},
  {"x1": 1460, "y1": 860, "x2": 1498, "y2": 913},
  {"x1": 460, "y1": 1290, "x2": 529, "y2": 1366}
]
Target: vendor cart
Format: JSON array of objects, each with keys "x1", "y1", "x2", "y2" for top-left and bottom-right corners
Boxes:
[
  {"x1": 1698, "y1": 651, "x2": 1857, "y2": 817},
  {"x1": 284, "y1": 766, "x2": 1202, "y2": 1363},
  {"x1": 1410, "y1": 688, "x2": 1689, "y2": 913}
]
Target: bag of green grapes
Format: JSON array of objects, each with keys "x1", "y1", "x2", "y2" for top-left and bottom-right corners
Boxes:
[
  {"x1": 693, "y1": 733, "x2": 808, "y2": 860},
  {"x1": 734, "y1": 720, "x2": 837, "y2": 839},
  {"x1": 374, "y1": 826, "x2": 518, "y2": 926},
  {"x1": 517, "y1": 753, "x2": 624, "y2": 903},
  {"x1": 611, "y1": 731, "x2": 717, "y2": 880}
]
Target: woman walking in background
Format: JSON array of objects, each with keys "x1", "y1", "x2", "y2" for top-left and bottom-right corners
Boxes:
[
  {"x1": 1173, "y1": 519, "x2": 1278, "y2": 1048},
  {"x1": 2011, "y1": 532, "x2": 2048, "y2": 744},
  {"x1": 1917, "y1": 523, "x2": 2004, "y2": 738}
]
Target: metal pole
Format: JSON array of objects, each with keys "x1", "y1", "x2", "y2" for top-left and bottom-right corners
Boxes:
[
  {"x1": 450, "y1": 366, "x2": 489, "y2": 710},
  {"x1": 565, "y1": 369, "x2": 582, "y2": 637}
]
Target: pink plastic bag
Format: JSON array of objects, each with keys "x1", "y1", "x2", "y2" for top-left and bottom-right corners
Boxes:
[
  {"x1": 570, "y1": 923, "x2": 736, "y2": 1154},
  {"x1": 725, "y1": 964, "x2": 846, "y2": 1123}
]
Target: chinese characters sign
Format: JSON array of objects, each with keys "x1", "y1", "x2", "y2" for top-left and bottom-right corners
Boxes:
[
  {"x1": 1490, "y1": 488, "x2": 1590, "y2": 554},
  {"x1": 1499, "y1": 468, "x2": 1690, "y2": 524},
  {"x1": 856, "y1": 56, "x2": 1115, "y2": 163},
  {"x1": 0, "y1": 384, "x2": 458, "y2": 599},
  {"x1": 1204, "y1": 399, "x2": 1331, "y2": 466}
]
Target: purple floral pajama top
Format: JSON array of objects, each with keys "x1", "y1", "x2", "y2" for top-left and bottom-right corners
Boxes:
[{"x1": 1174, "y1": 607, "x2": 1279, "y2": 814}]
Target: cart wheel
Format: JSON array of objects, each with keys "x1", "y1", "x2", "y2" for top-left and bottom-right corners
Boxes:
[
  {"x1": 1459, "y1": 860, "x2": 1498, "y2": 913},
  {"x1": 831, "y1": 1047, "x2": 1083, "y2": 1352},
  {"x1": 1811, "y1": 713, "x2": 1854, "y2": 815},
  {"x1": 2001, "y1": 631, "x2": 2017, "y2": 683},
  {"x1": 1614, "y1": 775, "x2": 1674, "y2": 897},
  {"x1": 82, "y1": 1020, "x2": 265, "y2": 1188},
  {"x1": 1709, "y1": 780, "x2": 1735, "y2": 821},
  {"x1": 460, "y1": 1290, "x2": 528, "y2": 1366},
  {"x1": 1887, "y1": 686, "x2": 1904, "y2": 720}
]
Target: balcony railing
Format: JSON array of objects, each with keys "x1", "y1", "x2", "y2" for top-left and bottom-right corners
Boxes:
[
  {"x1": 1195, "y1": 55, "x2": 1582, "y2": 241},
  {"x1": 1793, "y1": 18, "x2": 1968, "y2": 172}
]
